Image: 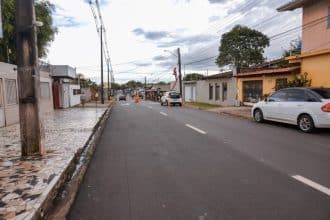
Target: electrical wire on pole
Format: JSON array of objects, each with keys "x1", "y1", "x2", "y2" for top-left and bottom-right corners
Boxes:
[{"x1": 88, "y1": 0, "x2": 114, "y2": 96}]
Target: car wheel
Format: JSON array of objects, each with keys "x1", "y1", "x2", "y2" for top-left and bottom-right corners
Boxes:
[
  {"x1": 179, "y1": 103, "x2": 182, "y2": 106},
  {"x1": 253, "y1": 109, "x2": 264, "y2": 123},
  {"x1": 161, "y1": 102, "x2": 163, "y2": 106},
  {"x1": 298, "y1": 114, "x2": 315, "y2": 133}
]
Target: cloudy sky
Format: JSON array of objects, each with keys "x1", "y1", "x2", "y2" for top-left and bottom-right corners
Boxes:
[{"x1": 47, "y1": 0, "x2": 302, "y2": 84}]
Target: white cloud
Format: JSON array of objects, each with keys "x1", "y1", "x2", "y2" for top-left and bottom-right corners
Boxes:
[{"x1": 47, "y1": 0, "x2": 302, "y2": 84}]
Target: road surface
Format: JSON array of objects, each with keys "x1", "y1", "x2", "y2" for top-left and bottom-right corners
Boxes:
[{"x1": 68, "y1": 100, "x2": 330, "y2": 220}]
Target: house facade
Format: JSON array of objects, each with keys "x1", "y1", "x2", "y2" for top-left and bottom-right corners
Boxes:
[
  {"x1": 278, "y1": 0, "x2": 330, "y2": 87},
  {"x1": 183, "y1": 71, "x2": 237, "y2": 106},
  {"x1": 0, "y1": 63, "x2": 19, "y2": 127},
  {"x1": 0, "y1": 62, "x2": 54, "y2": 128},
  {"x1": 236, "y1": 60, "x2": 300, "y2": 104},
  {"x1": 43, "y1": 65, "x2": 81, "y2": 109}
]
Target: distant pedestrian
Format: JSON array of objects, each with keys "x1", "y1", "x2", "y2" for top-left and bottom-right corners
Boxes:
[{"x1": 134, "y1": 94, "x2": 140, "y2": 104}]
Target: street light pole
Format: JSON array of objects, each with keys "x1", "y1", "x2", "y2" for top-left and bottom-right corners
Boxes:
[{"x1": 16, "y1": 0, "x2": 45, "y2": 156}]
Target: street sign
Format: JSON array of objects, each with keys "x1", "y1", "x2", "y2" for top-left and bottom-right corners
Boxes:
[{"x1": 0, "y1": 0, "x2": 2, "y2": 38}]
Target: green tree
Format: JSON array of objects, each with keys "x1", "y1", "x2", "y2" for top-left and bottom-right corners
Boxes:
[
  {"x1": 216, "y1": 25, "x2": 269, "y2": 69},
  {"x1": 183, "y1": 73, "x2": 204, "y2": 81},
  {"x1": 0, "y1": 0, "x2": 57, "y2": 64},
  {"x1": 282, "y1": 40, "x2": 301, "y2": 57},
  {"x1": 157, "y1": 81, "x2": 167, "y2": 85},
  {"x1": 80, "y1": 79, "x2": 97, "y2": 89}
]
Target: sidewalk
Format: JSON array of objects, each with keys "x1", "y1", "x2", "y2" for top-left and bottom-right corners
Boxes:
[
  {"x1": 0, "y1": 103, "x2": 111, "y2": 220},
  {"x1": 207, "y1": 106, "x2": 252, "y2": 119}
]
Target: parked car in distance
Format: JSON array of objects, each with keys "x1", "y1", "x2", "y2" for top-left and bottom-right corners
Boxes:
[
  {"x1": 161, "y1": 91, "x2": 182, "y2": 106},
  {"x1": 252, "y1": 87, "x2": 330, "y2": 132},
  {"x1": 118, "y1": 94, "x2": 127, "y2": 101}
]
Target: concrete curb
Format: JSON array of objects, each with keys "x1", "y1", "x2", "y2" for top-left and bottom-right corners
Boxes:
[
  {"x1": 34, "y1": 102, "x2": 115, "y2": 220},
  {"x1": 217, "y1": 111, "x2": 253, "y2": 120},
  {"x1": 184, "y1": 104, "x2": 253, "y2": 120}
]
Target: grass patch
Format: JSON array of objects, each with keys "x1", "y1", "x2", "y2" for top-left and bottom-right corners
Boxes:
[{"x1": 185, "y1": 102, "x2": 221, "y2": 109}]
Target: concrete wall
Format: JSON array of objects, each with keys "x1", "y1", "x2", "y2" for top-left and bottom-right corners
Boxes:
[
  {"x1": 50, "y1": 65, "x2": 76, "y2": 79},
  {"x1": 302, "y1": 0, "x2": 330, "y2": 53},
  {"x1": 196, "y1": 78, "x2": 237, "y2": 106},
  {"x1": 302, "y1": 52, "x2": 330, "y2": 87},
  {"x1": 236, "y1": 73, "x2": 295, "y2": 103},
  {"x1": 0, "y1": 63, "x2": 55, "y2": 127},
  {"x1": 40, "y1": 71, "x2": 54, "y2": 114},
  {"x1": 81, "y1": 88, "x2": 91, "y2": 102},
  {"x1": 184, "y1": 77, "x2": 237, "y2": 106},
  {"x1": 0, "y1": 62, "x2": 19, "y2": 127},
  {"x1": 69, "y1": 84, "x2": 81, "y2": 107}
]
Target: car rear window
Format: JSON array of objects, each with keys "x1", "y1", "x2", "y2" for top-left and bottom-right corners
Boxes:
[
  {"x1": 169, "y1": 92, "x2": 181, "y2": 99},
  {"x1": 311, "y1": 88, "x2": 330, "y2": 99}
]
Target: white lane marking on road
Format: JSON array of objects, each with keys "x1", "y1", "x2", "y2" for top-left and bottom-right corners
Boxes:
[
  {"x1": 160, "y1": 112, "x2": 168, "y2": 116},
  {"x1": 292, "y1": 175, "x2": 330, "y2": 196},
  {"x1": 185, "y1": 124, "x2": 207, "y2": 134},
  {"x1": 148, "y1": 106, "x2": 153, "y2": 109},
  {"x1": 121, "y1": 103, "x2": 130, "y2": 106}
]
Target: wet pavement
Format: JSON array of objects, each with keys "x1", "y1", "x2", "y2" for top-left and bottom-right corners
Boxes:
[{"x1": 0, "y1": 107, "x2": 107, "y2": 220}]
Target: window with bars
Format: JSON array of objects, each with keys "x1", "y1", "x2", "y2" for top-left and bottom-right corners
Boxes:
[
  {"x1": 209, "y1": 84, "x2": 213, "y2": 100},
  {"x1": 6, "y1": 79, "x2": 17, "y2": 105},
  {"x1": 275, "y1": 78, "x2": 288, "y2": 91},
  {"x1": 40, "y1": 82, "x2": 50, "y2": 99},
  {"x1": 215, "y1": 84, "x2": 220, "y2": 100},
  {"x1": 222, "y1": 82, "x2": 228, "y2": 101}
]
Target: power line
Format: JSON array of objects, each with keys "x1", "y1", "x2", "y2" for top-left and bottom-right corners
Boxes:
[
  {"x1": 89, "y1": 0, "x2": 115, "y2": 83},
  {"x1": 274, "y1": 15, "x2": 329, "y2": 39},
  {"x1": 184, "y1": 55, "x2": 217, "y2": 66}
]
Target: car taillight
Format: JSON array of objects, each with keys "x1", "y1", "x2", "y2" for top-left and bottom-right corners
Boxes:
[{"x1": 321, "y1": 103, "x2": 330, "y2": 112}]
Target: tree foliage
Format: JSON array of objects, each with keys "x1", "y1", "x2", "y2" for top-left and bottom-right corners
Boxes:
[
  {"x1": 183, "y1": 73, "x2": 204, "y2": 81},
  {"x1": 216, "y1": 25, "x2": 269, "y2": 69},
  {"x1": 282, "y1": 40, "x2": 302, "y2": 57},
  {"x1": 0, "y1": 0, "x2": 57, "y2": 64},
  {"x1": 126, "y1": 80, "x2": 143, "y2": 89},
  {"x1": 80, "y1": 79, "x2": 97, "y2": 89}
]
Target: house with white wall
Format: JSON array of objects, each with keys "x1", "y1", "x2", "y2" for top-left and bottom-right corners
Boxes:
[
  {"x1": 183, "y1": 71, "x2": 237, "y2": 106},
  {"x1": 0, "y1": 62, "x2": 54, "y2": 128},
  {"x1": 42, "y1": 65, "x2": 81, "y2": 109}
]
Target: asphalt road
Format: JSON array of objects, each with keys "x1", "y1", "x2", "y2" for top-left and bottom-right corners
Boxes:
[{"x1": 68, "y1": 100, "x2": 330, "y2": 220}]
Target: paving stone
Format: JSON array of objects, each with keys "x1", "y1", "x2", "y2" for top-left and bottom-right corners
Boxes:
[
  {"x1": 3, "y1": 211, "x2": 15, "y2": 219},
  {"x1": 0, "y1": 107, "x2": 108, "y2": 219}
]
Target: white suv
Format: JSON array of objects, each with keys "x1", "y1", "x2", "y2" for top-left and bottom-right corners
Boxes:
[
  {"x1": 252, "y1": 87, "x2": 330, "y2": 132},
  {"x1": 161, "y1": 91, "x2": 182, "y2": 106}
]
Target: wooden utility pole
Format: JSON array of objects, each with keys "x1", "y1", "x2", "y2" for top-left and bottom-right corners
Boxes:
[
  {"x1": 107, "y1": 59, "x2": 110, "y2": 100},
  {"x1": 100, "y1": 25, "x2": 104, "y2": 104},
  {"x1": 177, "y1": 48, "x2": 182, "y2": 97},
  {"x1": 15, "y1": 0, "x2": 45, "y2": 156}
]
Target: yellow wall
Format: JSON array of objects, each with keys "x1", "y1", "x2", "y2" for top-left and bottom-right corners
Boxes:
[
  {"x1": 237, "y1": 74, "x2": 294, "y2": 102},
  {"x1": 301, "y1": 53, "x2": 330, "y2": 87}
]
